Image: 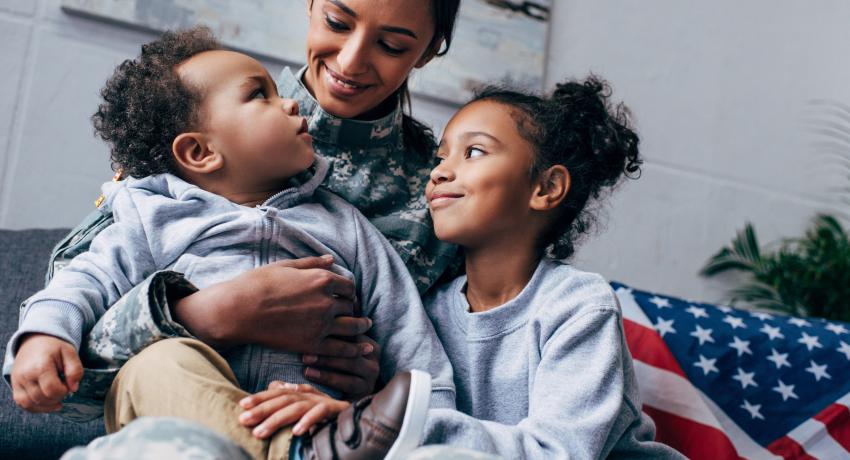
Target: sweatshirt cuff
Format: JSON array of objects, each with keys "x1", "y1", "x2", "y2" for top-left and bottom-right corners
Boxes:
[
  {"x1": 11, "y1": 300, "x2": 85, "y2": 354},
  {"x1": 430, "y1": 387, "x2": 457, "y2": 410}
]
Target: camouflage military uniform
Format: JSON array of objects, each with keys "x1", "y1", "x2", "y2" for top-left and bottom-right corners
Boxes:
[
  {"x1": 2, "y1": 66, "x2": 457, "y2": 422},
  {"x1": 61, "y1": 417, "x2": 253, "y2": 460},
  {"x1": 60, "y1": 417, "x2": 499, "y2": 460}
]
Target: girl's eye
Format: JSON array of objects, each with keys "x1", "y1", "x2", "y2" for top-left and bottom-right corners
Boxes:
[
  {"x1": 325, "y1": 14, "x2": 348, "y2": 32},
  {"x1": 433, "y1": 155, "x2": 445, "y2": 166},
  {"x1": 466, "y1": 147, "x2": 486, "y2": 159},
  {"x1": 380, "y1": 41, "x2": 406, "y2": 56},
  {"x1": 250, "y1": 88, "x2": 267, "y2": 100}
]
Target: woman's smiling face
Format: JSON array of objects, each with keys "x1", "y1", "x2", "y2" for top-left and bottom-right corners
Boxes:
[
  {"x1": 303, "y1": 0, "x2": 437, "y2": 119},
  {"x1": 426, "y1": 100, "x2": 539, "y2": 248}
]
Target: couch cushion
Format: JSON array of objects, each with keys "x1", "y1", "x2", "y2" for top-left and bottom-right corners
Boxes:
[{"x1": 0, "y1": 229, "x2": 105, "y2": 459}]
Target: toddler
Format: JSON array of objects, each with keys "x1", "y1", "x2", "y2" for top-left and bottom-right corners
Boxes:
[{"x1": 8, "y1": 27, "x2": 453, "y2": 460}]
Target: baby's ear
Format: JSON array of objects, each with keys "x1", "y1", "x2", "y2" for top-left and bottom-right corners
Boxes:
[
  {"x1": 172, "y1": 133, "x2": 223, "y2": 174},
  {"x1": 530, "y1": 165, "x2": 570, "y2": 211}
]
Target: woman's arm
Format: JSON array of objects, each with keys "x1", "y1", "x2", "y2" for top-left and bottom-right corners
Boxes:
[{"x1": 170, "y1": 256, "x2": 370, "y2": 355}]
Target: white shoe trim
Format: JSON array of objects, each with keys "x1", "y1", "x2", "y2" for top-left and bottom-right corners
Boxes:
[{"x1": 384, "y1": 370, "x2": 432, "y2": 460}]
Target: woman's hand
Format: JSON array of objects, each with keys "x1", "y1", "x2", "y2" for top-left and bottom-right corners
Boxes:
[
  {"x1": 171, "y1": 255, "x2": 372, "y2": 357},
  {"x1": 302, "y1": 334, "x2": 381, "y2": 400},
  {"x1": 238, "y1": 382, "x2": 350, "y2": 439}
]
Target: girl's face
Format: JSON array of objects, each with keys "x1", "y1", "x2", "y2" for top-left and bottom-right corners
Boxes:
[
  {"x1": 303, "y1": 0, "x2": 437, "y2": 119},
  {"x1": 426, "y1": 100, "x2": 539, "y2": 248}
]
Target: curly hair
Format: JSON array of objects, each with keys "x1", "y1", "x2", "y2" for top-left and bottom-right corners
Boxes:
[
  {"x1": 92, "y1": 26, "x2": 222, "y2": 178},
  {"x1": 472, "y1": 76, "x2": 642, "y2": 259}
]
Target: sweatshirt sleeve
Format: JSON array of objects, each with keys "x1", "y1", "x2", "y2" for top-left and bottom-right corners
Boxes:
[
  {"x1": 11, "y1": 187, "x2": 158, "y2": 353},
  {"x1": 423, "y1": 308, "x2": 674, "y2": 459},
  {"x1": 350, "y1": 207, "x2": 456, "y2": 409}
]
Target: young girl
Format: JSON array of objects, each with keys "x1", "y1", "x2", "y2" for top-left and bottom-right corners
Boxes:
[
  {"x1": 417, "y1": 78, "x2": 685, "y2": 458},
  {"x1": 241, "y1": 77, "x2": 686, "y2": 458}
]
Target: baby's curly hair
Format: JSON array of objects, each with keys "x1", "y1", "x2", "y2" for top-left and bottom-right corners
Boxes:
[
  {"x1": 92, "y1": 26, "x2": 222, "y2": 178},
  {"x1": 472, "y1": 76, "x2": 641, "y2": 259}
]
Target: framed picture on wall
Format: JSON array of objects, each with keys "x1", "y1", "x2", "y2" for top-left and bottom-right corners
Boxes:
[{"x1": 61, "y1": 0, "x2": 551, "y2": 104}]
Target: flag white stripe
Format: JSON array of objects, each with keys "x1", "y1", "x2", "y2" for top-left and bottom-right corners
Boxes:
[
  {"x1": 616, "y1": 287, "x2": 654, "y2": 329},
  {"x1": 634, "y1": 360, "x2": 721, "y2": 429},
  {"x1": 787, "y1": 417, "x2": 849, "y2": 459},
  {"x1": 634, "y1": 360, "x2": 782, "y2": 459},
  {"x1": 695, "y1": 387, "x2": 783, "y2": 460},
  {"x1": 835, "y1": 391, "x2": 850, "y2": 408}
]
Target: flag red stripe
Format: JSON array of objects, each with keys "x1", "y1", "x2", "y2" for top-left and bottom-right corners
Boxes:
[
  {"x1": 622, "y1": 319, "x2": 687, "y2": 378},
  {"x1": 642, "y1": 405, "x2": 743, "y2": 460},
  {"x1": 812, "y1": 403, "x2": 850, "y2": 452},
  {"x1": 767, "y1": 436, "x2": 817, "y2": 460}
]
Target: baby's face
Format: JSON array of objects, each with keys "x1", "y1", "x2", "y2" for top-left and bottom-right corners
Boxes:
[
  {"x1": 178, "y1": 50, "x2": 315, "y2": 189},
  {"x1": 426, "y1": 100, "x2": 538, "y2": 248}
]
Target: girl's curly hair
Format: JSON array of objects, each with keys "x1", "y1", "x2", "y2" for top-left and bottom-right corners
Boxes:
[
  {"x1": 92, "y1": 26, "x2": 221, "y2": 178},
  {"x1": 472, "y1": 76, "x2": 642, "y2": 259}
]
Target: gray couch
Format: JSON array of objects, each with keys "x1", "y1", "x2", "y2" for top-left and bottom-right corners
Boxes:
[{"x1": 0, "y1": 229, "x2": 104, "y2": 459}]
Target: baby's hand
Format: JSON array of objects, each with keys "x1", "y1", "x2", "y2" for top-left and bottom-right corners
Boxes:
[
  {"x1": 238, "y1": 382, "x2": 350, "y2": 439},
  {"x1": 11, "y1": 333, "x2": 83, "y2": 412}
]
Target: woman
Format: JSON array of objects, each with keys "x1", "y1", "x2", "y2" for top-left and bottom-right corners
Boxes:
[{"x1": 30, "y1": 0, "x2": 461, "y2": 412}]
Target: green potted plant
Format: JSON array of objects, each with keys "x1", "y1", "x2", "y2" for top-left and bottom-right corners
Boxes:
[{"x1": 701, "y1": 215, "x2": 850, "y2": 321}]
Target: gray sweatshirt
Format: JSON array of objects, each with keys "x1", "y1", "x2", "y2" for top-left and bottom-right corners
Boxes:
[
  {"x1": 11, "y1": 156, "x2": 455, "y2": 406},
  {"x1": 422, "y1": 258, "x2": 684, "y2": 459}
]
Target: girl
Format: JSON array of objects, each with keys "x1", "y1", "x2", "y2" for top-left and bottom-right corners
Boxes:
[{"x1": 416, "y1": 78, "x2": 685, "y2": 458}]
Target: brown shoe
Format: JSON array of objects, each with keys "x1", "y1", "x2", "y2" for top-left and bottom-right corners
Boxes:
[{"x1": 300, "y1": 370, "x2": 432, "y2": 460}]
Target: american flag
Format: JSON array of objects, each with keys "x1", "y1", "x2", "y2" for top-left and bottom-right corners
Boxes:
[{"x1": 613, "y1": 282, "x2": 850, "y2": 459}]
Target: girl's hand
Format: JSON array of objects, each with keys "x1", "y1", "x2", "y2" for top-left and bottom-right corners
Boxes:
[
  {"x1": 171, "y1": 256, "x2": 372, "y2": 355},
  {"x1": 302, "y1": 334, "x2": 381, "y2": 400},
  {"x1": 238, "y1": 383, "x2": 350, "y2": 439}
]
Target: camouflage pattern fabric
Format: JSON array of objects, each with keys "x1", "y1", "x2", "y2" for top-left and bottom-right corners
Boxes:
[
  {"x1": 3, "y1": 269, "x2": 198, "y2": 422},
  {"x1": 59, "y1": 417, "x2": 500, "y2": 460},
  {"x1": 60, "y1": 417, "x2": 252, "y2": 460},
  {"x1": 279, "y1": 66, "x2": 457, "y2": 291}
]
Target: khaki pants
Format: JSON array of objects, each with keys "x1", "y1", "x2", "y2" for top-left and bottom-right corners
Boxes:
[{"x1": 105, "y1": 338, "x2": 292, "y2": 460}]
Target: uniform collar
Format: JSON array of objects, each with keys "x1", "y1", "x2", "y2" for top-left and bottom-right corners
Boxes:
[{"x1": 277, "y1": 66, "x2": 404, "y2": 149}]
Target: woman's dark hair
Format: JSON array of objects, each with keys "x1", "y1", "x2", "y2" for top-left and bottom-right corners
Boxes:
[
  {"x1": 92, "y1": 26, "x2": 221, "y2": 178},
  {"x1": 400, "y1": 0, "x2": 461, "y2": 158},
  {"x1": 472, "y1": 76, "x2": 642, "y2": 259}
]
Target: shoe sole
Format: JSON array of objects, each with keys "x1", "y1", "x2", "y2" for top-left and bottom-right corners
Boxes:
[{"x1": 384, "y1": 369, "x2": 432, "y2": 460}]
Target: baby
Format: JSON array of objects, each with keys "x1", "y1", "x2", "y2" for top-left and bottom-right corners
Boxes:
[{"x1": 8, "y1": 27, "x2": 452, "y2": 460}]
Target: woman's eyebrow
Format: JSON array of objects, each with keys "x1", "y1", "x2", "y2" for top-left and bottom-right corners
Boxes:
[
  {"x1": 328, "y1": 0, "x2": 357, "y2": 17},
  {"x1": 328, "y1": 0, "x2": 418, "y2": 39},
  {"x1": 382, "y1": 26, "x2": 417, "y2": 39}
]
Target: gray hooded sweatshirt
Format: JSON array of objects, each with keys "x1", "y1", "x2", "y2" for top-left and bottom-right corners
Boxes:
[{"x1": 12, "y1": 156, "x2": 455, "y2": 405}]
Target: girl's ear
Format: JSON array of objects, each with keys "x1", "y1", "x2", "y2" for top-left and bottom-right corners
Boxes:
[
  {"x1": 172, "y1": 133, "x2": 224, "y2": 174},
  {"x1": 530, "y1": 165, "x2": 570, "y2": 211}
]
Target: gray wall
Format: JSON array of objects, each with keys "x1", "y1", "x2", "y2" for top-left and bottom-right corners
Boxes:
[{"x1": 2, "y1": 0, "x2": 848, "y2": 302}]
